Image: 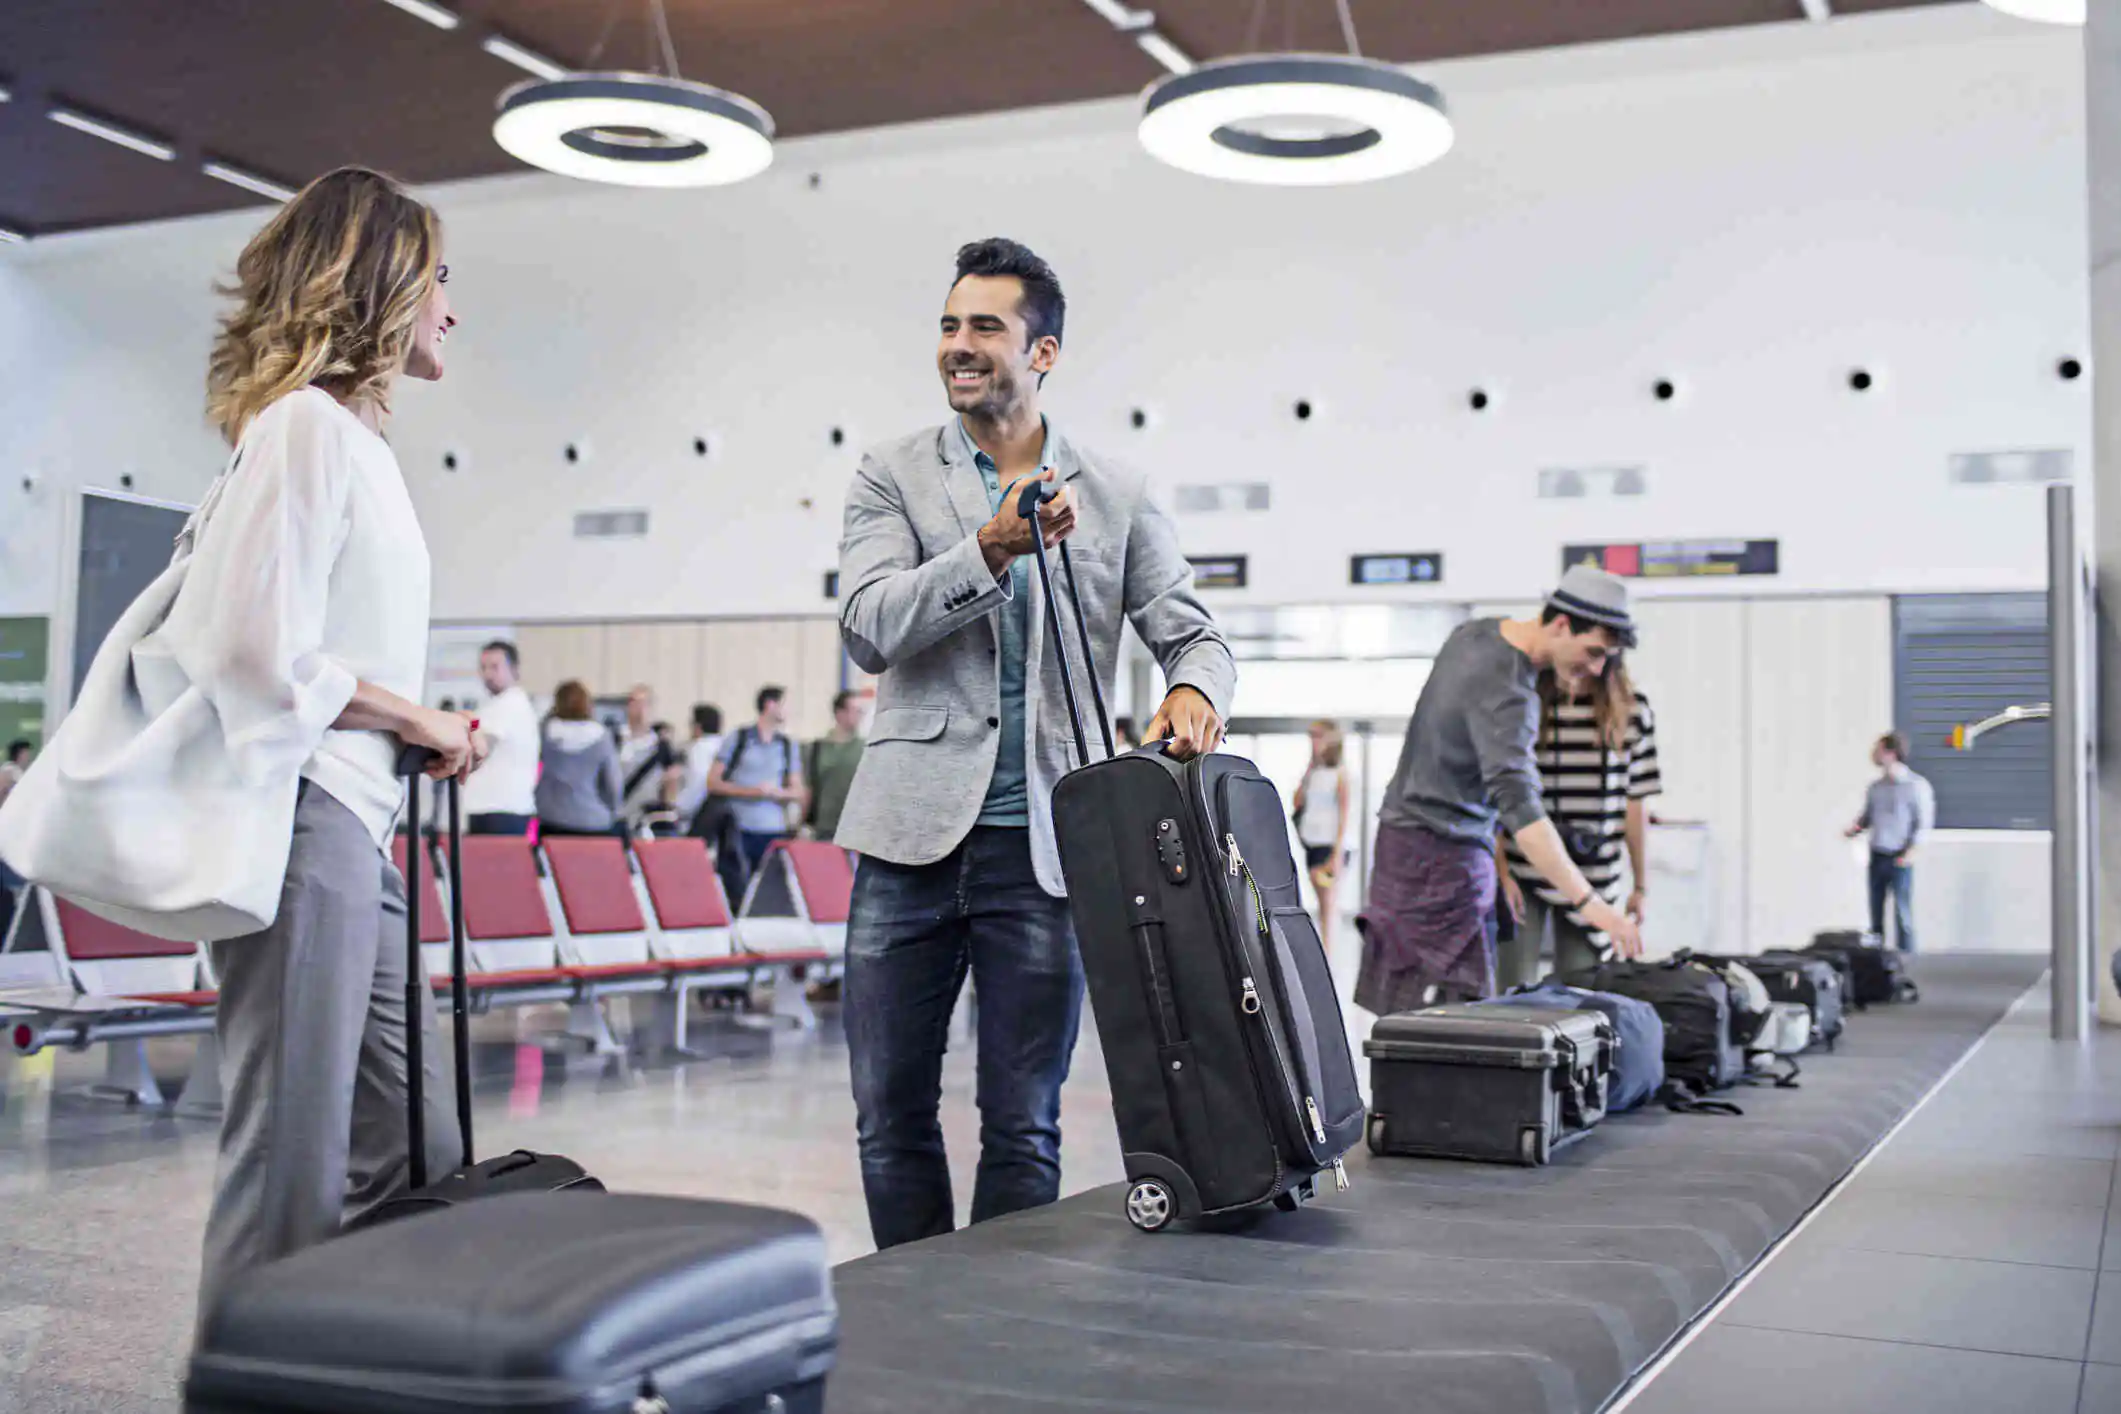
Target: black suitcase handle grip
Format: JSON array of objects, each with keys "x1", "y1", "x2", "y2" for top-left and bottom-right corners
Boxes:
[{"x1": 1017, "y1": 478, "x2": 1117, "y2": 766}]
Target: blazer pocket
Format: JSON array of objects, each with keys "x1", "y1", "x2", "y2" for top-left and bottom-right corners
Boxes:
[{"x1": 869, "y1": 706, "x2": 950, "y2": 744}]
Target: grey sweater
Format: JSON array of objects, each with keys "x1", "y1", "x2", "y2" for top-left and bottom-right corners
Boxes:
[
  {"x1": 536, "y1": 719, "x2": 623, "y2": 832},
  {"x1": 1378, "y1": 618, "x2": 1545, "y2": 844}
]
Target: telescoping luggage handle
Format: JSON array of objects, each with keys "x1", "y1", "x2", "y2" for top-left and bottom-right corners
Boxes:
[
  {"x1": 1017, "y1": 479, "x2": 1116, "y2": 769},
  {"x1": 396, "y1": 747, "x2": 476, "y2": 1190}
]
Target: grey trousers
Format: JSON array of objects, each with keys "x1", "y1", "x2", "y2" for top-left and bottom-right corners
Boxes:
[
  {"x1": 195, "y1": 783, "x2": 459, "y2": 1330},
  {"x1": 1497, "y1": 892, "x2": 1606, "y2": 991}
]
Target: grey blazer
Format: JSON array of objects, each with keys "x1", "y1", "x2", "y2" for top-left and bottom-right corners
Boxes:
[{"x1": 835, "y1": 423, "x2": 1237, "y2": 897}]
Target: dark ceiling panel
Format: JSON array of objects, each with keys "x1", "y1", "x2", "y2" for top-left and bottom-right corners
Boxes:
[
  {"x1": 0, "y1": 0, "x2": 1969, "y2": 237},
  {"x1": 481, "y1": 0, "x2": 1165, "y2": 137}
]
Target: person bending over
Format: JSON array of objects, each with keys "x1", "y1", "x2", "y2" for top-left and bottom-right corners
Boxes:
[
  {"x1": 1496, "y1": 657, "x2": 1661, "y2": 987},
  {"x1": 1357, "y1": 566, "x2": 1644, "y2": 1014},
  {"x1": 835, "y1": 237, "x2": 1236, "y2": 1250},
  {"x1": 189, "y1": 168, "x2": 481, "y2": 1327}
]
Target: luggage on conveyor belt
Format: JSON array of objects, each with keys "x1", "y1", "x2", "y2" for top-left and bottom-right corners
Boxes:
[
  {"x1": 1806, "y1": 929, "x2": 1920, "y2": 1008},
  {"x1": 185, "y1": 1192, "x2": 839, "y2": 1414},
  {"x1": 186, "y1": 766, "x2": 840, "y2": 1414},
  {"x1": 1029, "y1": 485, "x2": 1363, "y2": 1232},
  {"x1": 1476, "y1": 982, "x2": 1666, "y2": 1114},
  {"x1": 1562, "y1": 956, "x2": 1747, "y2": 1105},
  {"x1": 1364, "y1": 1005, "x2": 1613, "y2": 1165},
  {"x1": 1718, "y1": 950, "x2": 1845, "y2": 1049}
]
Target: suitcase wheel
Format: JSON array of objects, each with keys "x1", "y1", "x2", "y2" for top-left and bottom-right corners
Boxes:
[
  {"x1": 1520, "y1": 1128, "x2": 1548, "y2": 1167},
  {"x1": 1124, "y1": 1177, "x2": 1176, "y2": 1233}
]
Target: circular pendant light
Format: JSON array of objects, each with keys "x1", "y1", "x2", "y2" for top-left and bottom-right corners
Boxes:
[
  {"x1": 1138, "y1": 54, "x2": 1452, "y2": 186},
  {"x1": 493, "y1": 72, "x2": 774, "y2": 188},
  {"x1": 1979, "y1": 0, "x2": 2084, "y2": 22}
]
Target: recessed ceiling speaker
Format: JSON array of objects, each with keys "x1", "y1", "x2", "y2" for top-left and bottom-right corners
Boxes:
[
  {"x1": 1294, "y1": 399, "x2": 1314, "y2": 422},
  {"x1": 1653, "y1": 379, "x2": 1677, "y2": 402},
  {"x1": 1468, "y1": 388, "x2": 1490, "y2": 412},
  {"x1": 829, "y1": 427, "x2": 846, "y2": 448},
  {"x1": 2059, "y1": 357, "x2": 2084, "y2": 382},
  {"x1": 1130, "y1": 408, "x2": 1150, "y2": 430},
  {"x1": 1848, "y1": 369, "x2": 1874, "y2": 392}
]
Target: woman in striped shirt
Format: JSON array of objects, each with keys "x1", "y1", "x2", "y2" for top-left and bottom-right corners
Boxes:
[{"x1": 1495, "y1": 659, "x2": 1662, "y2": 989}]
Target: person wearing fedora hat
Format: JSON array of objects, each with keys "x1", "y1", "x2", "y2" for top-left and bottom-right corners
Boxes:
[{"x1": 1356, "y1": 566, "x2": 1643, "y2": 1014}]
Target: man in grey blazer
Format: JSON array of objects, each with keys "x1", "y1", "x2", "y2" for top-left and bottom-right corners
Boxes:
[{"x1": 835, "y1": 238, "x2": 1236, "y2": 1249}]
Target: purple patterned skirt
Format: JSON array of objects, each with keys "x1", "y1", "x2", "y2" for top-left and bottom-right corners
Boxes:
[{"x1": 1355, "y1": 822, "x2": 1498, "y2": 1014}]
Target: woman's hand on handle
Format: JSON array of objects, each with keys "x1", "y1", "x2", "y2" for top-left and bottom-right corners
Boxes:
[
  {"x1": 1146, "y1": 686, "x2": 1223, "y2": 761},
  {"x1": 404, "y1": 706, "x2": 475, "y2": 781}
]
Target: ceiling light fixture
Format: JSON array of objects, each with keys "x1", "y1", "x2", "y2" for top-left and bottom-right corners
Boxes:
[
  {"x1": 0, "y1": 84, "x2": 12, "y2": 103},
  {"x1": 1979, "y1": 0, "x2": 2084, "y2": 22},
  {"x1": 0, "y1": 225, "x2": 25, "y2": 245},
  {"x1": 203, "y1": 161, "x2": 298, "y2": 203},
  {"x1": 376, "y1": 0, "x2": 461, "y2": 30},
  {"x1": 490, "y1": 0, "x2": 774, "y2": 188},
  {"x1": 1135, "y1": 0, "x2": 1451, "y2": 185},
  {"x1": 483, "y1": 34, "x2": 569, "y2": 81},
  {"x1": 49, "y1": 106, "x2": 178, "y2": 161}
]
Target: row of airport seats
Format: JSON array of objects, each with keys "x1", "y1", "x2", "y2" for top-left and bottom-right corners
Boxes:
[{"x1": 0, "y1": 834, "x2": 854, "y2": 1111}]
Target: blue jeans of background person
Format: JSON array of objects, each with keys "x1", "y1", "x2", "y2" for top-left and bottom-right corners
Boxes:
[
  {"x1": 1867, "y1": 851, "x2": 1916, "y2": 953},
  {"x1": 843, "y1": 826, "x2": 1084, "y2": 1251}
]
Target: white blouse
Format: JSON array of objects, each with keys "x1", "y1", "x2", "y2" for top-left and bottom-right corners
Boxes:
[{"x1": 154, "y1": 387, "x2": 432, "y2": 851}]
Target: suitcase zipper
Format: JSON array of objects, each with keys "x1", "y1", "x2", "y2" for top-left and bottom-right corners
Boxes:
[{"x1": 1225, "y1": 826, "x2": 1338, "y2": 1178}]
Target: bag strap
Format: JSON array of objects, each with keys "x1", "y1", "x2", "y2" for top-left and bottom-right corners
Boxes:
[{"x1": 1659, "y1": 1078, "x2": 1744, "y2": 1117}]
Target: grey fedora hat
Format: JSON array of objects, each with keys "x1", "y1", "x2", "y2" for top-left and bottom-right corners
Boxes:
[{"x1": 1546, "y1": 565, "x2": 1637, "y2": 648}]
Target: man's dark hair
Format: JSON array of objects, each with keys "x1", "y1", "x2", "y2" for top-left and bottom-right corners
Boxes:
[
  {"x1": 832, "y1": 690, "x2": 857, "y2": 715},
  {"x1": 6, "y1": 739, "x2": 29, "y2": 763},
  {"x1": 1879, "y1": 731, "x2": 1909, "y2": 761},
  {"x1": 481, "y1": 640, "x2": 519, "y2": 669},
  {"x1": 954, "y1": 238, "x2": 1065, "y2": 351},
  {"x1": 1539, "y1": 605, "x2": 1602, "y2": 638},
  {"x1": 757, "y1": 685, "x2": 785, "y2": 715},
  {"x1": 692, "y1": 703, "x2": 722, "y2": 736}
]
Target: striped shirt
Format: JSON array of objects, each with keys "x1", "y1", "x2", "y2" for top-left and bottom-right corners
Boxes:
[{"x1": 1503, "y1": 692, "x2": 1662, "y2": 932}]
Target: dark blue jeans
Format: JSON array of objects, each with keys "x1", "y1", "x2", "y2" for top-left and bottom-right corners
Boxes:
[
  {"x1": 1868, "y1": 852, "x2": 1916, "y2": 953},
  {"x1": 843, "y1": 826, "x2": 1084, "y2": 1251}
]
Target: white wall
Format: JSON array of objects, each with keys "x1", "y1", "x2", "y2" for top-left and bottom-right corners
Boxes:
[{"x1": 0, "y1": 6, "x2": 2089, "y2": 625}]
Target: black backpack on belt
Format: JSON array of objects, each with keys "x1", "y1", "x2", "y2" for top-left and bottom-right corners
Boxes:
[{"x1": 1561, "y1": 957, "x2": 1746, "y2": 1101}]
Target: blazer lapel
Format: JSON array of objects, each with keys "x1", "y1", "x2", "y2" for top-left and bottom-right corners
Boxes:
[{"x1": 934, "y1": 424, "x2": 993, "y2": 541}]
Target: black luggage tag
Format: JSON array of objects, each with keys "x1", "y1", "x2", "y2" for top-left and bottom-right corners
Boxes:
[{"x1": 1155, "y1": 818, "x2": 1190, "y2": 885}]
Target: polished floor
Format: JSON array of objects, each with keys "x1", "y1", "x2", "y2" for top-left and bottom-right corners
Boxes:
[
  {"x1": 1622, "y1": 976, "x2": 2121, "y2": 1414},
  {"x1": 0, "y1": 991, "x2": 1124, "y2": 1413}
]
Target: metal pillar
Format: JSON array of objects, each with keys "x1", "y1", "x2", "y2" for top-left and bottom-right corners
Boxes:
[
  {"x1": 2088, "y1": 0, "x2": 2121, "y2": 1027},
  {"x1": 2051, "y1": 486, "x2": 2089, "y2": 1041}
]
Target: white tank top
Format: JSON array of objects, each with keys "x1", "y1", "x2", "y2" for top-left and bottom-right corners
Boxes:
[{"x1": 1296, "y1": 766, "x2": 1343, "y2": 847}]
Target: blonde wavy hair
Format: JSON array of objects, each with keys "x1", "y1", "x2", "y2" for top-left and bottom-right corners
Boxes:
[{"x1": 206, "y1": 166, "x2": 442, "y2": 444}]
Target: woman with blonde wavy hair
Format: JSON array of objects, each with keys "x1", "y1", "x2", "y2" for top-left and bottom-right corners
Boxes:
[{"x1": 186, "y1": 166, "x2": 482, "y2": 1327}]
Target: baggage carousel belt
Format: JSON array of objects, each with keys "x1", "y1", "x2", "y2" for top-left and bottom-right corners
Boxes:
[{"x1": 826, "y1": 953, "x2": 2044, "y2": 1414}]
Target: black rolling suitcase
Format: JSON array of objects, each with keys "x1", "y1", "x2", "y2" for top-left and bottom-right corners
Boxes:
[
  {"x1": 185, "y1": 767, "x2": 840, "y2": 1413},
  {"x1": 1364, "y1": 1005, "x2": 1613, "y2": 1165},
  {"x1": 1028, "y1": 490, "x2": 1364, "y2": 1232},
  {"x1": 1806, "y1": 929, "x2": 1919, "y2": 1008}
]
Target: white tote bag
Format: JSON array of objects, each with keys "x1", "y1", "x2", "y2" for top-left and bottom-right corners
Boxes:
[{"x1": 0, "y1": 454, "x2": 302, "y2": 941}]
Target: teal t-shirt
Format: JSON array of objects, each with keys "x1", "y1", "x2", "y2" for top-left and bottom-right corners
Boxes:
[{"x1": 961, "y1": 420, "x2": 1053, "y2": 828}]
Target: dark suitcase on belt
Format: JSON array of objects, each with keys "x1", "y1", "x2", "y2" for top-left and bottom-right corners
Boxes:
[
  {"x1": 1806, "y1": 929, "x2": 1920, "y2": 1008},
  {"x1": 185, "y1": 1192, "x2": 837, "y2": 1414},
  {"x1": 1733, "y1": 950, "x2": 1846, "y2": 1048},
  {"x1": 1028, "y1": 491, "x2": 1364, "y2": 1231},
  {"x1": 185, "y1": 768, "x2": 841, "y2": 1413},
  {"x1": 1364, "y1": 1005, "x2": 1613, "y2": 1165}
]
